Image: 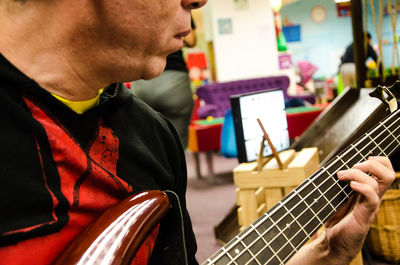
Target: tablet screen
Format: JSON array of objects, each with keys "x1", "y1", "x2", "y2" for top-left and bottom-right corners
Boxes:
[{"x1": 231, "y1": 89, "x2": 290, "y2": 163}]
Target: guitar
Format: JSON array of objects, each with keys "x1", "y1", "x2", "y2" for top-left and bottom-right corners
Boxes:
[{"x1": 54, "y1": 81, "x2": 400, "y2": 265}]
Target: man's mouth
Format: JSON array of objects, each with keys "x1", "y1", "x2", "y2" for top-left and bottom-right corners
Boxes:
[{"x1": 175, "y1": 30, "x2": 191, "y2": 38}]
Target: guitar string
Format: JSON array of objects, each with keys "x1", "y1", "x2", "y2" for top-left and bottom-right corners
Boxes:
[
  {"x1": 165, "y1": 190, "x2": 190, "y2": 265},
  {"x1": 204, "y1": 110, "x2": 400, "y2": 265},
  {"x1": 245, "y1": 115, "x2": 400, "y2": 265}
]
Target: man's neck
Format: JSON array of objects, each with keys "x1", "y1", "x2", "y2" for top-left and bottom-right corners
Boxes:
[{"x1": 0, "y1": 1, "x2": 107, "y2": 101}]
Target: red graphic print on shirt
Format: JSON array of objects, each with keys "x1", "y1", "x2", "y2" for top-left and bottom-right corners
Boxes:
[{"x1": 0, "y1": 97, "x2": 158, "y2": 265}]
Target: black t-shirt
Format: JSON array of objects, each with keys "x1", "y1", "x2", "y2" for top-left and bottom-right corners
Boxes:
[
  {"x1": 341, "y1": 43, "x2": 378, "y2": 64},
  {"x1": 0, "y1": 54, "x2": 198, "y2": 265}
]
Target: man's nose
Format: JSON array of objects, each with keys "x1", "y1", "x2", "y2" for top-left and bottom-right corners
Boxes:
[{"x1": 183, "y1": 0, "x2": 208, "y2": 10}]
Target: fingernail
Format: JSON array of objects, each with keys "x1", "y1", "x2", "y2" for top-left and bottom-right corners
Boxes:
[{"x1": 337, "y1": 170, "x2": 346, "y2": 177}]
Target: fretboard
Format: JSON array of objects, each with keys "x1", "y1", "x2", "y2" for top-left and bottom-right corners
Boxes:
[{"x1": 203, "y1": 109, "x2": 400, "y2": 265}]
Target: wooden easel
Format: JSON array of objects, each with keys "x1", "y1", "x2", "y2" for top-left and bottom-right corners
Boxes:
[{"x1": 256, "y1": 118, "x2": 284, "y2": 171}]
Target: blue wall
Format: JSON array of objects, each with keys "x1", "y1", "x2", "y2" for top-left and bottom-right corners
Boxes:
[
  {"x1": 281, "y1": 0, "x2": 352, "y2": 78},
  {"x1": 281, "y1": 0, "x2": 400, "y2": 78}
]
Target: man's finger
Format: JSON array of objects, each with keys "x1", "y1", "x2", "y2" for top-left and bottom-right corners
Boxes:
[
  {"x1": 337, "y1": 168, "x2": 379, "y2": 193},
  {"x1": 367, "y1": 156, "x2": 394, "y2": 170},
  {"x1": 351, "y1": 159, "x2": 395, "y2": 197}
]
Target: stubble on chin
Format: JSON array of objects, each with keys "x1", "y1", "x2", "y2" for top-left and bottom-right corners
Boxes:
[{"x1": 139, "y1": 57, "x2": 167, "y2": 81}]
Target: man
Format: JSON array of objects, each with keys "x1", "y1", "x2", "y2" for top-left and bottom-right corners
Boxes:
[
  {"x1": 0, "y1": 1, "x2": 395, "y2": 265},
  {"x1": 340, "y1": 32, "x2": 378, "y2": 88}
]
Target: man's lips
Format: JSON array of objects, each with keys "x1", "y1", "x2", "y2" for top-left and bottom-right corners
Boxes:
[{"x1": 175, "y1": 30, "x2": 191, "y2": 38}]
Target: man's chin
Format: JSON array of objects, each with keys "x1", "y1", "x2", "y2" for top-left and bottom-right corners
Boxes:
[
  {"x1": 141, "y1": 70, "x2": 163, "y2": 80},
  {"x1": 140, "y1": 60, "x2": 166, "y2": 80}
]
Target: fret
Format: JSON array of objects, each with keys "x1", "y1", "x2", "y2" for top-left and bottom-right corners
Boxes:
[
  {"x1": 338, "y1": 156, "x2": 351, "y2": 169},
  {"x1": 234, "y1": 251, "x2": 254, "y2": 265},
  {"x1": 287, "y1": 228, "x2": 309, "y2": 251},
  {"x1": 284, "y1": 197, "x2": 307, "y2": 222},
  {"x1": 303, "y1": 203, "x2": 325, "y2": 230},
  {"x1": 379, "y1": 137, "x2": 395, "y2": 156},
  {"x1": 318, "y1": 175, "x2": 336, "y2": 196},
  {"x1": 325, "y1": 159, "x2": 345, "y2": 174},
  {"x1": 383, "y1": 123, "x2": 400, "y2": 156},
  {"x1": 310, "y1": 169, "x2": 332, "y2": 188},
  {"x1": 341, "y1": 151, "x2": 364, "y2": 168},
  {"x1": 261, "y1": 222, "x2": 280, "y2": 243},
  {"x1": 353, "y1": 137, "x2": 377, "y2": 157},
  {"x1": 299, "y1": 180, "x2": 319, "y2": 206},
  {"x1": 379, "y1": 113, "x2": 400, "y2": 137},
  {"x1": 304, "y1": 216, "x2": 322, "y2": 236},
  {"x1": 274, "y1": 211, "x2": 295, "y2": 233},
  {"x1": 382, "y1": 122, "x2": 400, "y2": 145},
  {"x1": 255, "y1": 232, "x2": 292, "y2": 265},
  {"x1": 263, "y1": 256, "x2": 281, "y2": 265},
  {"x1": 351, "y1": 144, "x2": 368, "y2": 161},
  {"x1": 318, "y1": 204, "x2": 336, "y2": 223},
  {"x1": 373, "y1": 129, "x2": 395, "y2": 153},
  {"x1": 242, "y1": 229, "x2": 261, "y2": 249},
  {"x1": 254, "y1": 246, "x2": 276, "y2": 265},
  {"x1": 253, "y1": 226, "x2": 268, "y2": 245},
  {"x1": 283, "y1": 185, "x2": 325, "y2": 238},
  {"x1": 367, "y1": 134, "x2": 387, "y2": 156},
  {"x1": 375, "y1": 124, "x2": 395, "y2": 144},
  {"x1": 248, "y1": 238, "x2": 267, "y2": 263},
  {"x1": 385, "y1": 132, "x2": 400, "y2": 156},
  {"x1": 241, "y1": 225, "x2": 279, "y2": 265},
  {"x1": 213, "y1": 254, "x2": 233, "y2": 265},
  {"x1": 336, "y1": 176, "x2": 352, "y2": 196},
  {"x1": 337, "y1": 180, "x2": 353, "y2": 197},
  {"x1": 251, "y1": 200, "x2": 315, "y2": 264},
  {"x1": 330, "y1": 184, "x2": 350, "y2": 209},
  {"x1": 252, "y1": 226, "x2": 286, "y2": 265},
  {"x1": 352, "y1": 135, "x2": 380, "y2": 157},
  {"x1": 277, "y1": 239, "x2": 296, "y2": 263},
  {"x1": 368, "y1": 122, "x2": 387, "y2": 141},
  {"x1": 267, "y1": 227, "x2": 289, "y2": 253},
  {"x1": 310, "y1": 180, "x2": 336, "y2": 213},
  {"x1": 270, "y1": 206, "x2": 289, "y2": 225},
  {"x1": 239, "y1": 231, "x2": 263, "y2": 265},
  {"x1": 280, "y1": 223, "x2": 299, "y2": 248},
  {"x1": 282, "y1": 203, "x2": 310, "y2": 247},
  {"x1": 227, "y1": 242, "x2": 244, "y2": 260},
  {"x1": 252, "y1": 215, "x2": 273, "y2": 235},
  {"x1": 310, "y1": 194, "x2": 331, "y2": 221},
  {"x1": 207, "y1": 248, "x2": 225, "y2": 263},
  {"x1": 308, "y1": 170, "x2": 347, "y2": 214}
]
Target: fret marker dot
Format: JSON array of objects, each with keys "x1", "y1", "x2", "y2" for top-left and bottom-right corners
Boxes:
[
  {"x1": 286, "y1": 223, "x2": 290, "y2": 228},
  {"x1": 235, "y1": 249, "x2": 240, "y2": 254},
  {"x1": 314, "y1": 198, "x2": 318, "y2": 204}
]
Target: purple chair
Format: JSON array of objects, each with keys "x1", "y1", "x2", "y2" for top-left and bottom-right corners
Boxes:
[{"x1": 196, "y1": 76, "x2": 315, "y2": 119}]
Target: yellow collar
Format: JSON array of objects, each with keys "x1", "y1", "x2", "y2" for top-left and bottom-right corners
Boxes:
[{"x1": 51, "y1": 89, "x2": 104, "y2": 114}]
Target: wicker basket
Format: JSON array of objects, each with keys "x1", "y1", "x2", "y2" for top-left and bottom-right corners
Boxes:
[{"x1": 366, "y1": 176, "x2": 400, "y2": 263}]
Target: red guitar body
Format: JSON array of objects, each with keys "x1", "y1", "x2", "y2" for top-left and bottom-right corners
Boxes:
[{"x1": 53, "y1": 190, "x2": 170, "y2": 265}]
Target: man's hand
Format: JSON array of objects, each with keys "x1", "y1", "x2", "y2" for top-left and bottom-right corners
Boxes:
[
  {"x1": 323, "y1": 156, "x2": 395, "y2": 262},
  {"x1": 288, "y1": 156, "x2": 395, "y2": 265}
]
